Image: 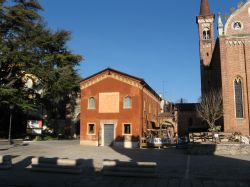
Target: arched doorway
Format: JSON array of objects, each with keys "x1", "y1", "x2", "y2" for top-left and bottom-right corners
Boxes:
[{"x1": 160, "y1": 121, "x2": 175, "y2": 133}]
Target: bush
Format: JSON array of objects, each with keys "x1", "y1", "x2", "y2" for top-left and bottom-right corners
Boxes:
[{"x1": 34, "y1": 135, "x2": 58, "y2": 141}]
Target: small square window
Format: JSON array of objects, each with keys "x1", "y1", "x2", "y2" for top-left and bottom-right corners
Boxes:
[
  {"x1": 124, "y1": 96, "x2": 132, "y2": 109},
  {"x1": 88, "y1": 97, "x2": 96, "y2": 109},
  {"x1": 88, "y1": 124, "x2": 95, "y2": 135},
  {"x1": 123, "y1": 124, "x2": 131, "y2": 135}
]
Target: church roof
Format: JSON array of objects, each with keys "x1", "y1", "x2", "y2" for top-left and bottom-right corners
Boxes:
[
  {"x1": 81, "y1": 67, "x2": 144, "y2": 83},
  {"x1": 224, "y1": 1, "x2": 250, "y2": 36},
  {"x1": 81, "y1": 67, "x2": 162, "y2": 101},
  {"x1": 200, "y1": 0, "x2": 211, "y2": 16}
]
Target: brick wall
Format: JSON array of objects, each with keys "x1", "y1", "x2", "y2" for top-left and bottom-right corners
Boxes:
[
  {"x1": 80, "y1": 69, "x2": 161, "y2": 146},
  {"x1": 199, "y1": 1, "x2": 250, "y2": 136}
]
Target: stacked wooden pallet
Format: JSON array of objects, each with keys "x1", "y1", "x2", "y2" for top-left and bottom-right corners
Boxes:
[{"x1": 189, "y1": 132, "x2": 205, "y2": 143}]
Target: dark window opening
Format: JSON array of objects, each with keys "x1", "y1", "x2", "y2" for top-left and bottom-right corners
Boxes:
[
  {"x1": 124, "y1": 124, "x2": 131, "y2": 135},
  {"x1": 88, "y1": 124, "x2": 95, "y2": 134},
  {"x1": 203, "y1": 30, "x2": 210, "y2": 40},
  {"x1": 233, "y1": 22, "x2": 242, "y2": 30},
  {"x1": 234, "y1": 79, "x2": 244, "y2": 118}
]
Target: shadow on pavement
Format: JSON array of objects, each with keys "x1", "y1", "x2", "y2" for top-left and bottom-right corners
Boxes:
[
  {"x1": 0, "y1": 141, "x2": 249, "y2": 187},
  {"x1": 0, "y1": 155, "x2": 97, "y2": 187},
  {"x1": 13, "y1": 156, "x2": 33, "y2": 170},
  {"x1": 110, "y1": 143, "x2": 250, "y2": 183}
]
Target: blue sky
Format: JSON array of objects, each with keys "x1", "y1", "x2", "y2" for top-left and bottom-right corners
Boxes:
[{"x1": 39, "y1": 0, "x2": 243, "y2": 103}]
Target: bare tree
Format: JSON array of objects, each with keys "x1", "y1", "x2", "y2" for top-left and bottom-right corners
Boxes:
[{"x1": 196, "y1": 90, "x2": 223, "y2": 132}]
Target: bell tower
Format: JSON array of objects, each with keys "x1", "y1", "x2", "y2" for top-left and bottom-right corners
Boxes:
[{"x1": 196, "y1": 0, "x2": 215, "y2": 95}]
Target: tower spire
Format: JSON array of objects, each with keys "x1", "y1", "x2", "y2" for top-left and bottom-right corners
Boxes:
[
  {"x1": 200, "y1": 0, "x2": 211, "y2": 16},
  {"x1": 217, "y1": 12, "x2": 224, "y2": 36}
]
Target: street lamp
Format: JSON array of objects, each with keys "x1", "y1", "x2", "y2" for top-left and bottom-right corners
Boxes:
[{"x1": 8, "y1": 104, "x2": 14, "y2": 145}]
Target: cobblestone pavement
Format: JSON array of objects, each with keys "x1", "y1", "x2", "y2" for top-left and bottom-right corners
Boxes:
[{"x1": 0, "y1": 140, "x2": 250, "y2": 187}]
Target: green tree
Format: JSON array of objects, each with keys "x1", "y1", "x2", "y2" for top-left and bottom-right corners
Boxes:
[
  {"x1": 0, "y1": 0, "x2": 43, "y2": 110},
  {"x1": 0, "y1": 0, "x2": 82, "y2": 119}
]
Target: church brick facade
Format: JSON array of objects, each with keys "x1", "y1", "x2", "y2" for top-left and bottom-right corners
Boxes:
[{"x1": 198, "y1": 0, "x2": 250, "y2": 136}]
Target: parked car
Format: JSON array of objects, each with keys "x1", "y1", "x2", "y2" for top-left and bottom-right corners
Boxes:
[{"x1": 176, "y1": 137, "x2": 189, "y2": 149}]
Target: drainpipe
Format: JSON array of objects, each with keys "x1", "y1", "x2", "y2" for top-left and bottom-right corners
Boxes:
[
  {"x1": 140, "y1": 82, "x2": 146, "y2": 148},
  {"x1": 243, "y1": 42, "x2": 250, "y2": 135}
]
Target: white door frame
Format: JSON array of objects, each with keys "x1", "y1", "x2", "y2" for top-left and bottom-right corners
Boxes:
[{"x1": 100, "y1": 120, "x2": 118, "y2": 146}]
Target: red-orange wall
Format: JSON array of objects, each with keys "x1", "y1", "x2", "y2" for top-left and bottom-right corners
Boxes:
[
  {"x1": 81, "y1": 77, "x2": 141, "y2": 142},
  {"x1": 80, "y1": 71, "x2": 161, "y2": 145}
]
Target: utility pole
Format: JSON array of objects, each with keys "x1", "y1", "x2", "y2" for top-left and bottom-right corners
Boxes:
[{"x1": 8, "y1": 104, "x2": 14, "y2": 145}]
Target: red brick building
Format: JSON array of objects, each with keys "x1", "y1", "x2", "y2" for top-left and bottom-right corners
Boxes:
[
  {"x1": 175, "y1": 103, "x2": 208, "y2": 136},
  {"x1": 80, "y1": 68, "x2": 161, "y2": 147},
  {"x1": 197, "y1": 0, "x2": 250, "y2": 136}
]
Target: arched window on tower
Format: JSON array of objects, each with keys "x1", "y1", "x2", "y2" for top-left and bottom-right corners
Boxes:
[
  {"x1": 203, "y1": 28, "x2": 210, "y2": 40},
  {"x1": 234, "y1": 78, "x2": 244, "y2": 118}
]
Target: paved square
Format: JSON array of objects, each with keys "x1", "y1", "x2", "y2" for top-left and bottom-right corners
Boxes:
[{"x1": 0, "y1": 140, "x2": 250, "y2": 186}]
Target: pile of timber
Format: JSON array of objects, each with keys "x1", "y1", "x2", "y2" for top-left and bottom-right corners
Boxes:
[
  {"x1": 102, "y1": 160, "x2": 158, "y2": 177},
  {"x1": 189, "y1": 132, "x2": 206, "y2": 143},
  {"x1": 189, "y1": 132, "x2": 233, "y2": 143},
  {"x1": 0, "y1": 155, "x2": 12, "y2": 169},
  {"x1": 218, "y1": 133, "x2": 232, "y2": 143},
  {"x1": 31, "y1": 157, "x2": 83, "y2": 174}
]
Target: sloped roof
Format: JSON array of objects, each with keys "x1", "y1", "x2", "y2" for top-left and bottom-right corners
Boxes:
[
  {"x1": 224, "y1": 1, "x2": 250, "y2": 36},
  {"x1": 81, "y1": 67, "x2": 162, "y2": 101},
  {"x1": 81, "y1": 67, "x2": 143, "y2": 83}
]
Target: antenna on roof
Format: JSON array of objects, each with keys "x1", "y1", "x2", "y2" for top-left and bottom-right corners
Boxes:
[{"x1": 162, "y1": 81, "x2": 167, "y2": 100}]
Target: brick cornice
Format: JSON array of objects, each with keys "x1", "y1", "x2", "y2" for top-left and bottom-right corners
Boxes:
[{"x1": 225, "y1": 39, "x2": 250, "y2": 46}]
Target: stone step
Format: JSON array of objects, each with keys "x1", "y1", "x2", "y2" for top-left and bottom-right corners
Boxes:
[
  {"x1": 31, "y1": 166, "x2": 83, "y2": 174},
  {"x1": 0, "y1": 155, "x2": 12, "y2": 163},
  {"x1": 31, "y1": 163, "x2": 83, "y2": 170},
  {"x1": 32, "y1": 157, "x2": 80, "y2": 166},
  {"x1": 0, "y1": 164, "x2": 12, "y2": 169},
  {"x1": 102, "y1": 160, "x2": 158, "y2": 178},
  {"x1": 0, "y1": 155, "x2": 12, "y2": 170},
  {"x1": 102, "y1": 170, "x2": 158, "y2": 178},
  {"x1": 103, "y1": 160, "x2": 157, "y2": 167},
  {"x1": 30, "y1": 157, "x2": 84, "y2": 174},
  {"x1": 103, "y1": 166, "x2": 157, "y2": 173}
]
